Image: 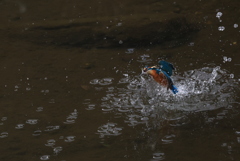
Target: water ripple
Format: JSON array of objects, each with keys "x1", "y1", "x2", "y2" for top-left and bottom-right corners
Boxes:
[
  {"x1": 90, "y1": 78, "x2": 114, "y2": 85},
  {"x1": 32, "y1": 130, "x2": 42, "y2": 136},
  {"x1": 99, "y1": 78, "x2": 114, "y2": 85},
  {"x1": 40, "y1": 155, "x2": 50, "y2": 160},
  {"x1": 64, "y1": 136, "x2": 75, "y2": 142},
  {"x1": 63, "y1": 109, "x2": 78, "y2": 124},
  {"x1": 97, "y1": 122, "x2": 123, "y2": 138},
  {"x1": 45, "y1": 139, "x2": 56, "y2": 147},
  {"x1": 36, "y1": 106, "x2": 44, "y2": 112},
  {"x1": 26, "y1": 119, "x2": 38, "y2": 125},
  {"x1": 0, "y1": 132, "x2": 8, "y2": 138},
  {"x1": 152, "y1": 152, "x2": 165, "y2": 161},
  {"x1": 53, "y1": 146, "x2": 63, "y2": 155},
  {"x1": 15, "y1": 124, "x2": 24, "y2": 129},
  {"x1": 45, "y1": 125, "x2": 60, "y2": 132}
]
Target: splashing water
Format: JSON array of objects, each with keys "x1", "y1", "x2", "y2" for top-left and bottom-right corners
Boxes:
[
  {"x1": 143, "y1": 66, "x2": 237, "y2": 112},
  {"x1": 94, "y1": 66, "x2": 238, "y2": 125}
]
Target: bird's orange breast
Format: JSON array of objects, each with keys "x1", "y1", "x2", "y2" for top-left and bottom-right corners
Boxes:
[{"x1": 147, "y1": 70, "x2": 169, "y2": 87}]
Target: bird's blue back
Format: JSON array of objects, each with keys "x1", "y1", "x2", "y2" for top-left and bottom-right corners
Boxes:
[{"x1": 158, "y1": 60, "x2": 175, "y2": 76}]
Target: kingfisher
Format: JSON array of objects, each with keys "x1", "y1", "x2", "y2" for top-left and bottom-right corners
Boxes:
[{"x1": 142, "y1": 60, "x2": 178, "y2": 94}]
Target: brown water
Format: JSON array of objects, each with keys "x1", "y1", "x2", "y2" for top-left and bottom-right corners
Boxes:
[{"x1": 1, "y1": 0, "x2": 240, "y2": 161}]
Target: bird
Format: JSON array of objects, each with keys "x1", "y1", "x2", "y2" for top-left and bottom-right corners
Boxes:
[{"x1": 142, "y1": 60, "x2": 178, "y2": 94}]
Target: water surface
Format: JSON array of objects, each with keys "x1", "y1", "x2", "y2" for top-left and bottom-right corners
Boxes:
[{"x1": 0, "y1": 0, "x2": 240, "y2": 161}]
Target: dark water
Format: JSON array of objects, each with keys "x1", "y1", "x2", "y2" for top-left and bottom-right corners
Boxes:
[{"x1": 1, "y1": 0, "x2": 240, "y2": 160}]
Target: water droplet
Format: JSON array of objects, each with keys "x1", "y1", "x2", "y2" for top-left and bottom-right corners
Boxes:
[
  {"x1": 40, "y1": 155, "x2": 50, "y2": 160},
  {"x1": 1, "y1": 117, "x2": 7, "y2": 121},
  {"x1": 32, "y1": 130, "x2": 42, "y2": 136},
  {"x1": 188, "y1": 42, "x2": 194, "y2": 46},
  {"x1": 116, "y1": 22, "x2": 122, "y2": 26},
  {"x1": 45, "y1": 125, "x2": 60, "y2": 132},
  {"x1": 230, "y1": 74, "x2": 234, "y2": 78},
  {"x1": 59, "y1": 136, "x2": 64, "y2": 139},
  {"x1": 141, "y1": 117, "x2": 149, "y2": 121},
  {"x1": 237, "y1": 137, "x2": 240, "y2": 143},
  {"x1": 15, "y1": 124, "x2": 24, "y2": 129},
  {"x1": 153, "y1": 152, "x2": 165, "y2": 160},
  {"x1": 98, "y1": 78, "x2": 114, "y2": 85},
  {"x1": 125, "y1": 48, "x2": 135, "y2": 54},
  {"x1": 26, "y1": 119, "x2": 38, "y2": 125},
  {"x1": 41, "y1": 89, "x2": 49, "y2": 94},
  {"x1": 97, "y1": 123, "x2": 122, "y2": 137},
  {"x1": 223, "y1": 56, "x2": 231, "y2": 63},
  {"x1": 0, "y1": 132, "x2": 8, "y2": 138},
  {"x1": 45, "y1": 139, "x2": 56, "y2": 147},
  {"x1": 64, "y1": 136, "x2": 75, "y2": 142},
  {"x1": 234, "y1": 24, "x2": 238, "y2": 28},
  {"x1": 221, "y1": 143, "x2": 227, "y2": 147},
  {"x1": 90, "y1": 79, "x2": 99, "y2": 84},
  {"x1": 137, "y1": 54, "x2": 152, "y2": 63},
  {"x1": 64, "y1": 109, "x2": 78, "y2": 124},
  {"x1": 49, "y1": 99, "x2": 55, "y2": 103},
  {"x1": 216, "y1": 12, "x2": 223, "y2": 19},
  {"x1": 53, "y1": 146, "x2": 63, "y2": 155},
  {"x1": 85, "y1": 104, "x2": 95, "y2": 110},
  {"x1": 36, "y1": 107, "x2": 43, "y2": 112},
  {"x1": 119, "y1": 40, "x2": 123, "y2": 44},
  {"x1": 218, "y1": 26, "x2": 225, "y2": 31}
]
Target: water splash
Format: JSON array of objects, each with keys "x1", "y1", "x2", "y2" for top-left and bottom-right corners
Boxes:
[{"x1": 97, "y1": 66, "x2": 238, "y2": 124}]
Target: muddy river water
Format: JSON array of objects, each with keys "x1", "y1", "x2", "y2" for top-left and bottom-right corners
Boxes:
[{"x1": 0, "y1": 0, "x2": 240, "y2": 161}]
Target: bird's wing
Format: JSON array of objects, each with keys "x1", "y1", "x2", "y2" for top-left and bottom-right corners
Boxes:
[
  {"x1": 162, "y1": 70, "x2": 178, "y2": 94},
  {"x1": 158, "y1": 61, "x2": 175, "y2": 76}
]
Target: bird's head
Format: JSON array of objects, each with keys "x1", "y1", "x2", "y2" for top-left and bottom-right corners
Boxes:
[
  {"x1": 141, "y1": 66, "x2": 158, "y2": 75},
  {"x1": 144, "y1": 66, "x2": 157, "y2": 71}
]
